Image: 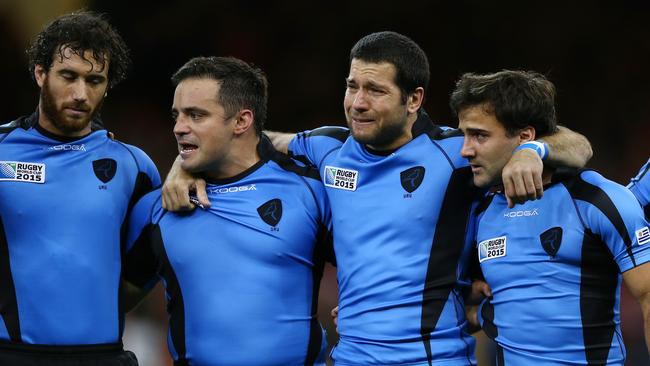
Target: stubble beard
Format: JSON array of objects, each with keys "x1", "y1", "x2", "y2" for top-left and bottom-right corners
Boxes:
[
  {"x1": 347, "y1": 112, "x2": 409, "y2": 150},
  {"x1": 40, "y1": 78, "x2": 103, "y2": 135}
]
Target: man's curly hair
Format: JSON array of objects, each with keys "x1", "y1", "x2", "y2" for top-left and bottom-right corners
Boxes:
[{"x1": 27, "y1": 10, "x2": 131, "y2": 89}]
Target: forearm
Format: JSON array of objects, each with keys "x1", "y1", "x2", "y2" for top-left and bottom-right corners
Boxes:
[
  {"x1": 264, "y1": 130, "x2": 296, "y2": 154},
  {"x1": 539, "y1": 125, "x2": 593, "y2": 168},
  {"x1": 641, "y1": 293, "x2": 650, "y2": 355}
]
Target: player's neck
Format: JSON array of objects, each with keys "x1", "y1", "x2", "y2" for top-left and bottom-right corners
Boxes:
[{"x1": 203, "y1": 136, "x2": 261, "y2": 182}]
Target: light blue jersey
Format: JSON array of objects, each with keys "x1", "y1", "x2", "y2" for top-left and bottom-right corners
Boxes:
[
  {"x1": 289, "y1": 112, "x2": 478, "y2": 366},
  {"x1": 474, "y1": 169, "x2": 650, "y2": 365},
  {"x1": 0, "y1": 112, "x2": 160, "y2": 346},
  {"x1": 125, "y1": 136, "x2": 332, "y2": 366},
  {"x1": 628, "y1": 158, "x2": 650, "y2": 220}
]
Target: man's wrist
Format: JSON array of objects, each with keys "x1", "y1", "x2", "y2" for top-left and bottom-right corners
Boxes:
[{"x1": 514, "y1": 141, "x2": 549, "y2": 160}]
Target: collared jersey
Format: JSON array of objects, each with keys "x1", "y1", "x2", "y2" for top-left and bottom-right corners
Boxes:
[
  {"x1": 628, "y1": 158, "x2": 650, "y2": 220},
  {"x1": 0, "y1": 113, "x2": 160, "y2": 345},
  {"x1": 124, "y1": 137, "x2": 332, "y2": 366},
  {"x1": 474, "y1": 169, "x2": 650, "y2": 365},
  {"x1": 288, "y1": 113, "x2": 479, "y2": 366}
]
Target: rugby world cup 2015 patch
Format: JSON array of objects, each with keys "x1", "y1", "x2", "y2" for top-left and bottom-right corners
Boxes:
[
  {"x1": 0, "y1": 161, "x2": 45, "y2": 183},
  {"x1": 478, "y1": 236, "x2": 507, "y2": 263},
  {"x1": 324, "y1": 166, "x2": 358, "y2": 191}
]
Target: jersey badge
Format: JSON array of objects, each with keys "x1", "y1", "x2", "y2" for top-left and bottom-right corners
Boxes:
[
  {"x1": 258, "y1": 198, "x2": 283, "y2": 228},
  {"x1": 92, "y1": 158, "x2": 117, "y2": 183},
  {"x1": 540, "y1": 227, "x2": 563, "y2": 257},
  {"x1": 478, "y1": 236, "x2": 507, "y2": 263},
  {"x1": 636, "y1": 226, "x2": 650, "y2": 245},
  {"x1": 0, "y1": 161, "x2": 45, "y2": 183},
  {"x1": 324, "y1": 166, "x2": 358, "y2": 191},
  {"x1": 400, "y1": 166, "x2": 425, "y2": 195}
]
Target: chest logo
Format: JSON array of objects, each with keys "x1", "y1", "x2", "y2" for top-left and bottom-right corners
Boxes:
[
  {"x1": 324, "y1": 166, "x2": 358, "y2": 191},
  {"x1": 92, "y1": 159, "x2": 117, "y2": 183},
  {"x1": 0, "y1": 161, "x2": 45, "y2": 183},
  {"x1": 540, "y1": 227, "x2": 563, "y2": 257},
  {"x1": 400, "y1": 166, "x2": 425, "y2": 193},
  {"x1": 478, "y1": 236, "x2": 507, "y2": 263},
  {"x1": 257, "y1": 198, "x2": 283, "y2": 227}
]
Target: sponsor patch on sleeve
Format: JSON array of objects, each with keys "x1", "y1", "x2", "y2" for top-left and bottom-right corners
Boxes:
[
  {"x1": 635, "y1": 226, "x2": 650, "y2": 245},
  {"x1": 478, "y1": 236, "x2": 507, "y2": 263},
  {"x1": 0, "y1": 161, "x2": 45, "y2": 183},
  {"x1": 324, "y1": 166, "x2": 358, "y2": 191}
]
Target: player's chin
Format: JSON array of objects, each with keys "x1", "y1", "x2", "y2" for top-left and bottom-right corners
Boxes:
[{"x1": 472, "y1": 175, "x2": 491, "y2": 188}]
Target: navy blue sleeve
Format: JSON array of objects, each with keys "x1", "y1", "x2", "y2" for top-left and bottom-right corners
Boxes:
[{"x1": 124, "y1": 190, "x2": 162, "y2": 289}]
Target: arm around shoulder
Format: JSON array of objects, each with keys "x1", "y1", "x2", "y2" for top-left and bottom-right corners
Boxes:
[
  {"x1": 540, "y1": 125, "x2": 593, "y2": 168},
  {"x1": 264, "y1": 130, "x2": 296, "y2": 154}
]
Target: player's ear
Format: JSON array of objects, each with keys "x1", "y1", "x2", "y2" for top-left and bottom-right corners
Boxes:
[
  {"x1": 34, "y1": 64, "x2": 47, "y2": 88},
  {"x1": 233, "y1": 109, "x2": 254, "y2": 136},
  {"x1": 518, "y1": 126, "x2": 536, "y2": 143},
  {"x1": 406, "y1": 87, "x2": 424, "y2": 114}
]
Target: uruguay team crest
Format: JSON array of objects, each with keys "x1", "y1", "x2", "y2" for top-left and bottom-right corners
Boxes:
[
  {"x1": 540, "y1": 227, "x2": 563, "y2": 257},
  {"x1": 400, "y1": 166, "x2": 425, "y2": 193},
  {"x1": 257, "y1": 198, "x2": 283, "y2": 226},
  {"x1": 92, "y1": 158, "x2": 117, "y2": 183}
]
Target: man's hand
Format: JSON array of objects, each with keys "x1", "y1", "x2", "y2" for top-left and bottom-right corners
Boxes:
[
  {"x1": 466, "y1": 279, "x2": 492, "y2": 305},
  {"x1": 502, "y1": 148, "x2": 544, "y2": 208},
  {"x1": 465, "y1": 280, "x2": 491, "y2": 333},
  {"x1": 162, "y1": 155, "x2": 210, "y2": 211},
  {"x1": 331, "y1": 306, "x2": 339, "y2": 334}
]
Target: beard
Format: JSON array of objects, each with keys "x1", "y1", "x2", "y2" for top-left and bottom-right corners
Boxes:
[
  {"x1": 40, "y1": 78, "x2": 103, "y2": 135},
  {"x1": 346, "y1": 109, "x2": 409, "y2": 149}
]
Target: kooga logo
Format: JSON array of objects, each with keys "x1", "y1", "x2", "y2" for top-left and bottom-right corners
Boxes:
[
  {"x1": 209, "y1": 184, "x2": 257, "y2": 194},
  {"x1": 504, "y1": 208, "x2": 539, "y2": 218}
]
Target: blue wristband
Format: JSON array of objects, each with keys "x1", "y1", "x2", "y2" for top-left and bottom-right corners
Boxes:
[{"x1": 514, "y1": 141, "x2": 549, "y2": 160}]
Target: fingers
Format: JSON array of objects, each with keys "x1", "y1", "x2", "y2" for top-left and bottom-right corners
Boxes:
[
  {"x1": 502, "y1": 149, "x2": 544, "y2": 207},
  {"x1": 161, "y1": 156, "x2": 203, "y2": 212},
  {"x1": 194, "y1": 179, "x2": 211, "y2": 208},
  {"x1": 475, "y1": 280, "x2": 492, "y2": 298},
  {"x1": 331, "y1": 306, "x2": 339, "y2": 333},
  {"x1": 163, "y1": 180, "x2": 194, "y2": 211}
]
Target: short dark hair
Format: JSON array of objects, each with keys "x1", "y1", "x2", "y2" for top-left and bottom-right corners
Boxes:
[
  {"x1": 27, "y1": 10, "x2": 131, "y2": 89},
  {"x1": 449, "y1": 70, "x2": 558, "y2": 137},
  {"x1": 350, "y1": 31, "x2": 430, "y2": 104},
  {"x1": 172, "y1": 56, "x2": 268, "y2": 136}
]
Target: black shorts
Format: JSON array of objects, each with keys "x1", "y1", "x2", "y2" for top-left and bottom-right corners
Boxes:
[{"x1": 0, "y1": 341, "x2": 138, "y2": 366}]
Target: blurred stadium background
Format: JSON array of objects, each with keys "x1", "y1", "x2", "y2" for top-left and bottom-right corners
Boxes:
[{"x1": 1, "y1": 0, "x2": 649, "y2": 364}]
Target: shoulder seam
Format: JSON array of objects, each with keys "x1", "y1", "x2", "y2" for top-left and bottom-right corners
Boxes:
[
  {"x1": 429, "y1": 138, "x2": 456, "y2": 170},
  {"x1": 305, "y1": 127, "x2": 350, "y2": 142}
]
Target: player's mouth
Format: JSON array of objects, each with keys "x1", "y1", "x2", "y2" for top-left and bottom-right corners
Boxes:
[
  {"x1": 63, "y1": 106, "x2": 90, "y2": 117},
  {"x1": 178, "y1": 143, "x2": 198, "y2": 157},
  {"x1": 350, "y1": 116, "x2": 376, "y2": 129},
  {"x1": 470, "y1": 164, "x2": 482, "y2": 174}
]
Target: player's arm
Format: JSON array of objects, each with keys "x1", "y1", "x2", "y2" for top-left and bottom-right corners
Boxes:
[
  {"x1": 161, "y1": 155, "x2": 209, "y2": 211},
  {"x1": 502, "y1": 125, "x2": 592, "y2": 208},
  {"x1": 265, "y1": 130, "x2": 296, "y2": 154},
  {"x1": 623, "y1": 263, "x2": 650, "y2": 354},
  {"x1": 122, "y1": 193, "x2": 162, "y2": 312},
  {"x1": 162, "y1": 130, "x2": 297, "y2": 212}
]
